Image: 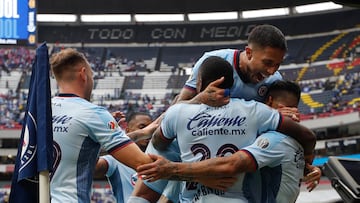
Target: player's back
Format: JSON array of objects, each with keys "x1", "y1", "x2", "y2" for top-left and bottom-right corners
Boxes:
[
  {"x1": 261, "y1": 132, "x2": 305, "y2": 203},
  {"x1": 51, "y1": 96, "x2": 102, "y2": 202},
  {"x1": 161, "y1": 98, "x2": 281, "y2": 202},
  {"x1": 242, "y1": 131, "x2": 305, "y2": 203},
  {"x1": 51, "y1": 96, "x2": 130, "y2": 202}
]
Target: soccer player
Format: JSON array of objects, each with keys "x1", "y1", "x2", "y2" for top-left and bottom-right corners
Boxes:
[
  {"x1": 136, "y1": 56, "x2": 315, "y2": 202},
  {"x1": 49, "y1": 48, "x2": 157, "y2": 202},
  {"x1": 95, "y1": 112, "x2": 153, "y2": 202},
  {"x1": 177, "y1": 24, "x2": 290, "y2": 110},
  {"x1": 138, "y1": 80, "x2": 321, "y2": 203}
]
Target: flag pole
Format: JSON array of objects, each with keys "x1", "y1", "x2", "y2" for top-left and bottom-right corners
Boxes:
[{"x1": 39, "y1": 171, "x2": 50, "y2": 203}]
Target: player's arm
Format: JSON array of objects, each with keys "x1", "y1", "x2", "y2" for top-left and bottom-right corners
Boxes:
[
  {"x1": 94, "y1": 157, "x2": 109, "y2": 176},
  {"x1": 177, "y1": 77, "x2": 230, "y2": 106},
  {"x1": 126, "y1": 116, "x2": 160, "y2": 142},
  {"x1": 151, "y1": 126, "x2": 173, "y2": 151},
  {"x1": 137, "y1": 150, "x2": 256, "y2": 181},
  {"x1": 277, "y1": 116, "x2": 316, "y2": 159},
  {"x1": 175, "y1": 87, "x2": 197, "y2": 103},
  {"x1": 110, "y1": 143, "x2": 153, "y2": 170}
]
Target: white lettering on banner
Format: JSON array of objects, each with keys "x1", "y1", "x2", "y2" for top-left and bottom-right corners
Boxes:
[
  {"x1": 88, "y1": 28, "x2": 134, "y2": 40},
  {"x1": 27, "y1": 11, "x2": 35, "y2": 32},
  {"x1": 151, "y1": 28, "x2": 186, "y2": 39},
  {"x1": 200, "y1": 26, "x2": 241, "y2": 38},
  {"x1": 0, "y1": 18, "x2": 18, "y2": 38},
  {"x1": 0, "y1": 38, "x2": 17, "y2": 44},
  {"x1": 200, "y1": 24, "x2": 257, "y2": 39},
  {"x1": 0, "y1": 0, "x2": 20, "y2": 18}
]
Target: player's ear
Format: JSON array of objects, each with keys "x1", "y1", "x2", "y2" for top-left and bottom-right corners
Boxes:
[
  {"x1": 196, "y1": 76, "x2": 202, "y2": 93},
  {"x1": 265, "y1": 95, "x2": 273, "y2": 107},
  {"x1": 79, "y1": 66, "x2": 87, "y2": 81},
  {"x1": 245, "y1": 46, "x2": 252, "y2": 60}
]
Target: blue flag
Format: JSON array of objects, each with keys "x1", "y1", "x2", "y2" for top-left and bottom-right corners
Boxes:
[{"x1": 9, "y1": 43, "x2": 53, "y2": 203}]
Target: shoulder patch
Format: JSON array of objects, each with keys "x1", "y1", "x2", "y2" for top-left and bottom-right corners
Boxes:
[
  {"x1": 258, "y1": 85, "x2": 268, "y2": 97},
  {"x1": 257, "y1": 138, "x2": 270, "y2": 149}
]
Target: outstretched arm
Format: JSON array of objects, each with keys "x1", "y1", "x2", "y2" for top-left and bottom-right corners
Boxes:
[
  {"x1": 126, "y1": 116, "x2": 160, "y2": 142},
  {"x1": 111, "y1": 143, "x2": 154, "y2": 170},
  {"x1": 277, "y1": 116, "x2": 316, "y2": 159},
  {"x1": 137, "y1": 151, "x2": 256, "y2": 182}
]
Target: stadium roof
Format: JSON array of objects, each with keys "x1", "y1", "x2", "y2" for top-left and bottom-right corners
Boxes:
[{"x1": 37, "y1": 0, "x2": 359, "y2": 14}]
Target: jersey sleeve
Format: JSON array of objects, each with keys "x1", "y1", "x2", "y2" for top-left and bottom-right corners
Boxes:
[
  {"x1": 161, "y1": 104, "x2": 183, "y2": 140},
  {"x1": 252, "y1": 101, "x2": 282, "y2": 134},
  {"x1": 86, "y1": 106, "x2": 133, "y2": 153},
  {"x1": 101, "y1": 155, "x2": 117, "y2": 177},
  {"x1": 242, "y1": 131, "x2": 286, "y2": 168},
  {"x1": 184, "y1": 54, "x2": 208, "y2": 90}
]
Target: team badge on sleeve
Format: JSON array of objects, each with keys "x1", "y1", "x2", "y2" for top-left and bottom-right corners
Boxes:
[
  {"x1": 258, "y1": 85, "x2": 268, "y2": 97},
  {"x1": 257, "y1": 138, "x2": 270, "y2": 149}
]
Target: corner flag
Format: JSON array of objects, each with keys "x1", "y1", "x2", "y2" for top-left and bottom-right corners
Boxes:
[{"x1": 9, "y1": 43, "x2": 53, "y2": 203}]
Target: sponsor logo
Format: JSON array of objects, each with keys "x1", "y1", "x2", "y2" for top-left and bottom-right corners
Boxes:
[
  {"x1": 52, "y1": 115, "x2": 73, "y2": 133},
  {"x1": 187, "y1": 112, "x2": 246, "y2": 130}
]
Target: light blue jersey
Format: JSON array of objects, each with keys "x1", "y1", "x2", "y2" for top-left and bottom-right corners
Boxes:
[
  {"x1": 50, "y1": 95, "x2": 132, "y2": 203},
  {"x1": 160, "y1": 98, "x2": 281, "y2": 203},
  {"x1": 101, "y1": 155, "x2": 137, "y2": 203},
  {"x1": 242, "y1": 131, "x2": 305, "y2": 203},
  {"x1": 185, "y1": 49, "x2": 283, "y2": 102},
  {"x1": 144, "y1": 139, "x2": 182, "y2": 203}
]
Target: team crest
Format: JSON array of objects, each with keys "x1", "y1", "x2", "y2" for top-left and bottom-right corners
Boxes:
[
  {"x1": 18, "y1": 111, "x2": 38, "y2": 181},
  {"x1": 258, "y1": 85, "x2": 268, "y2": 97},
  {"x1": 257, "y1": 138, "x2": 269, "y2": 149},
  {"x1": 20, "y1": 124, "x2": 37, "y2": 171}
]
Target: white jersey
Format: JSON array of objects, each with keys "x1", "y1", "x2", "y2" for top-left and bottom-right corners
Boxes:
[
  {"x1": 50, "y1": 95, "x2": 132, "y2": 203},
  {"x1": 242, "y1": 131, "x2": 305, "y2": 203},
  {"x1": 101, "y1": 155, "x2": 137, "y2": 203},
  {"x1": 160, "y1": 98, "x2": 281, "y2": 203},
  {"x1": 185, "y1": 49, "x2": 283, "y2": 102}
]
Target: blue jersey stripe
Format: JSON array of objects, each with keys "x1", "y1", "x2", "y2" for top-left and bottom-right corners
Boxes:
[{"x1": 77, "y1": 137, "x2": 100, "y2": 203}]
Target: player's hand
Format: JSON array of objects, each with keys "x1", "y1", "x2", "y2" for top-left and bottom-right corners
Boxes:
[
  {"x1": 303, "y1": 163, "x2": 321, "y2": 192},
  {"x1": 278, "y1": 104, "x2": 300, "y2": 122},
  {"x1": 200, "y1": 77, "x2": 230, "y2": 107},
  {"x1": 137, "y1": 154, "x2": 172, "y2": 181},
  {"x1": 197, "y1": 176, "x2": 237, "y2": 191},
  {"x1": 111, "y1": 111, "x2": 127, "y2": 128}
]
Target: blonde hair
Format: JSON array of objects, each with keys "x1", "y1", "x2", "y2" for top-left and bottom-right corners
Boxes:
[{"x1": 50, "y1": 48, "x2": 88, "y2": 81}]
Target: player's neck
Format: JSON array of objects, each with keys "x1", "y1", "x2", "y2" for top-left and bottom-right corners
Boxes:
[{"x1": 237, "y1": 52, "x2": 250, "y2": 83}]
